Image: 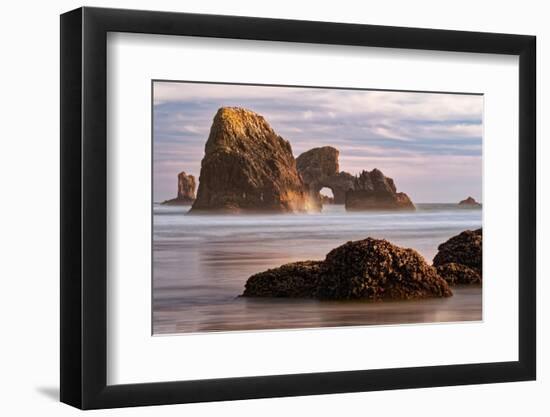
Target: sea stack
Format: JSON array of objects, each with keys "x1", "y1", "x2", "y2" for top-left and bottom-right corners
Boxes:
[
  {"x1": 458, "y1": 196, "x2": 481, "y2": 207},
  {"x1": 190, "y1": 107, "x2": 310, "y2": 213},
  {"x1": 345, "y1": 169, "x2": 415, "y2": 211},
  {"x1": 296, "y1": 146, "x2": 356, "y2": 206},
  {"x1": 161, "y1": 171, "x2": 196, "y2": 205}
]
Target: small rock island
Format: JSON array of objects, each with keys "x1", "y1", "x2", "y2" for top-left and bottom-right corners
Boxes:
[
  {"x1": 345, "y1": 169, "x2": 415, "y2": 211},
  {"x1": 458, "y1": 196, "x2": 481, "y2": 207},
  {"x1": 161, "y1": 171, "x2": 196, "y2": 205}
]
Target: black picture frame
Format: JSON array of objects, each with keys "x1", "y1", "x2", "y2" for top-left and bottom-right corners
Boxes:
[{"x1": 60, "y1": 6, "x2": 536, "y2": 410}]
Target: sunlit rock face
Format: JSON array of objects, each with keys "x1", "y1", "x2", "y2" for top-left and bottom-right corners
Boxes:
[{"x1": 190, "y1": 107, "x2": 310, "y2": 213}]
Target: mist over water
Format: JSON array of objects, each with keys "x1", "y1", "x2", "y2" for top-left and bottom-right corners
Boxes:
[{"x1": 153, "y1": 204, "x2": 482, "y2": 334}]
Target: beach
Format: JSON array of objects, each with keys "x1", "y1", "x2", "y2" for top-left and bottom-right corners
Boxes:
[{"x1": 153, "y1": 204, "x2": 482, "y2": 334}]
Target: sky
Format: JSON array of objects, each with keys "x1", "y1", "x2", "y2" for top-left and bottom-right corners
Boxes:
[{"x1": 153, "y1": 81, "x2": 483, "y2": 203}]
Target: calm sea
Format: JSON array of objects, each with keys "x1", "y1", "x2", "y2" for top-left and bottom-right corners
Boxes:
[{"x1": 153, "y1": 204, "x2": 482, "y2": 334}]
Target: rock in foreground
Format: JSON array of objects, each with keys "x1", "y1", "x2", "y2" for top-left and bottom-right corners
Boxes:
[
  {"x1": 161, "y1": 171, "x2": 196, "y2": 205},
  {"x1": 433, "y1": 229, "x2": 482, "y2": 285},
  {"x1": 433, "y1": 229, "x2": 482, "y2": 272},
  {"x1": 243, "y1": 261, "x2": 322, "y2": 298},
  {"x1": 191, "y1": 107, "x2": 309, "y2": 213},
  {"x1": 317, "y1": 238, "x2": 451, "y2": 300},
  {"x1": 243, "y1": 238, "x2": 452, "y2": 300},
  {"x1": 435, "y1": 263, "x2": 481, "y2": 285},
  {"x1": 345, "y1": 169, "x2": 415, "y2": 211}
]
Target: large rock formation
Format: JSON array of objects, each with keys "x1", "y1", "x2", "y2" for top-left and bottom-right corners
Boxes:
[
  {"x1": 296, "y1": 146, "x2": 355, "y2": 206},
  {"x1": 296, "y1": 146, "x2": 354, "y2": 205},
  {"x1": 433, "y1": 228, "x2": 482, "y2": 285},
  {"x1": 345, "y1": 169, "x2": 415, "y2": 211},
  {"x1": 296, "y1": 147, "x2": 412, "y2": 211},
  {"x1": 190, "y1": 107, "x2": 310, "y2": 213},
  {"x1": 161, "y1": 171, "x2": 196, "y2": 205},
  {"x1": 459, "y1": 196, "x2": 481, "y2": 207},
  {"x1": 243, "y1": 238, "x2": 452, "y2": 300}
]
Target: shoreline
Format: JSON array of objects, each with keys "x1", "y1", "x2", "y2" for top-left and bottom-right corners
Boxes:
[{"x1": 153, "y1": 285, "x2": 482, "y2": 335}]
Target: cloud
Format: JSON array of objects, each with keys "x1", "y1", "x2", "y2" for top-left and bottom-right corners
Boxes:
[{"x1": 152, "y1": 81, "x2": 482, "y2": 203}]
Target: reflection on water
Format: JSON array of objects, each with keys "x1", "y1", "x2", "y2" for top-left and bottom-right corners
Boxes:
[{"x1": 153, "y1": 204, "x2": 482, "y2": 335}]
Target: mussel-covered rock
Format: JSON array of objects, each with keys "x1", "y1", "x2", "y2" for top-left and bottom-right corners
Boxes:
[
  {"x1": 243, "y1": 238, "x2": 452, "y2": 300},
  {"x1": 242, "y1": 261, "x2": 322, "y2": 298},
  {"x1": 433, "y1": 229, "x2": 482, "y2": 272},
  {"x1": 433, "y1": 228, "x2": 482, "y2": 285},
  {"x1": 317, "y1": 238, "x2": 451, "y2": 300},
  {"x1": 435, "y1": 262, "x2": 481, "y2": 285}
]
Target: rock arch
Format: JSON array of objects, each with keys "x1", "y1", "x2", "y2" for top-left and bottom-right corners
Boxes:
[
  {"x1": 296, "y1": 147, "x2": 414, "y2": 211},
  {"x1": 296, "y1": 146, "x2": 355, "y2": 206}
]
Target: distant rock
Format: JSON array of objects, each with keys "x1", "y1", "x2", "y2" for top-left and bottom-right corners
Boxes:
[
  {"x1": 345, "y1": 169, "x2": 415, "y2": 211},
  {"x1": 190, "y1": 107, "x2": 310, "y2": 213},
  {"x1": 459, "y1": 196, "x2": 481, "y2": 207},
  {"x1": 433, "y1": 229, "x2": 482, "y2": 285},
  {"x1": 296, "y1": 146, "x2": 355, "y2": 206},
  {"x1": 243, "y1": 238, "x2": 452, "y2": 300},
  {"x1": 243, "y1": 261, "x2": 323, "y2": 298},
  {"x1": 296, "y1": 147, "x2": 412, "y2": 211},
  {"x1": 296, "y1": 146, "x2": 340, "y2": 185},
  {"x1": 161, "y1": 171, "x2": 196, "y2": 205}
]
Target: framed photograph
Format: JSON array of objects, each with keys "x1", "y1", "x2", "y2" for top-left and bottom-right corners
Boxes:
[{"x1": 60, "y1": 6, "x2": 536, "y2": 409}]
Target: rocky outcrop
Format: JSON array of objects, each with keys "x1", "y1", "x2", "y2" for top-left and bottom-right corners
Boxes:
[
  {"x1": 161, "y1": 171, "x2": 196, "y2": 205},
  {"x1": 459, "y1": 196, "x2": 481, "y2": 207},
  {"x1": 243, "y1": 238, "x2": 452, "y2": 300},
  {"x1": 296, "y1": 147, "x2": 355, "y2": 205},
  {"x1": 317, "y1": 238, "x2": 451, "y2": 299},
  {"x1": 296, "y1": 146, "x2": 340, "y2": 185},
  {"x1": 190, "y1": 107, "x2": 310, "y2": 213},
  {"x1": 296, "y1": 147, "x2": 412, "y2": 211},
  {"x1": 243, "y1": 261, "x2": 323, "y2": 298},
  {"x1": 345, "y1": 169, "x2": 415, "y2": 211},
  {"x1": 435, "y1": 263, "x2": 481, "y2": 285},
  {"x1": 433, "y1": 229, "x2": 482, "y2": 285}
]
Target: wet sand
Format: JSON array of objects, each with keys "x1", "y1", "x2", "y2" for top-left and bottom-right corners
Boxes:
[{"x1": 154, "y1": 285, "x2": 481, "y2": 334}]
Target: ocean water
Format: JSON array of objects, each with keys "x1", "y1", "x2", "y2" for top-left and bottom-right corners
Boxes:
[{"x1": 153, "y1": 204, "x2": 482, "y2": 334}]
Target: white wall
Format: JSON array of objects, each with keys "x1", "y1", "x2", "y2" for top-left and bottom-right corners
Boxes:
[{"x1": 0, "y1": 0, "x2": 545, "y2": 415}]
